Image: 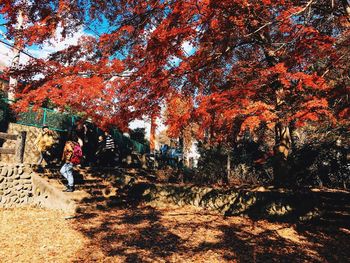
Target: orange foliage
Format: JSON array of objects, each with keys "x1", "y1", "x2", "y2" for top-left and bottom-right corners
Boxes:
[{"x1": 0, "y1": 0, "x2": 347, "y2": 139}]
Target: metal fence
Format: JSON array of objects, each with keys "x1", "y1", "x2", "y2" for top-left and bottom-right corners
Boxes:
[
  {"x1": 0, "y1": 98, "x2": 150, "y2": 154},
  {"x1": 17, "y1": 107, "x2": 74, "y2": 132},
  {"x1": 111, "y1": 129, "x2": 149, "y2": 154},
  {"x1": 0, "y1": 98, "x2": 73, "y2": 132}
]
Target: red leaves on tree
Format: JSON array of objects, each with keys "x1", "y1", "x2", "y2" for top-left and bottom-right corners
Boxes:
[{"x1": 0, "y1": 0, "x2": 348, "y2": 138}]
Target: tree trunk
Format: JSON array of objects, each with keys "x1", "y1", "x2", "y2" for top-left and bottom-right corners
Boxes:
[
  {"x1": 273, "y1": 122, "x2": 292, "y2": 186},
  {"x1": 149, "y1": 114, "x2": 156, "y2": 154},
  {"x1": 227, "y1": 151, "x2": 231, "y2": 179},
  {"x1": 220, "y1": 151, "x2": 230, "y2": 185}
]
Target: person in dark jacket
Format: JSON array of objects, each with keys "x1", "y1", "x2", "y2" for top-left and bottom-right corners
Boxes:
[{"x1": 95, "y1": 135, "x2": 105, "y2": 166}]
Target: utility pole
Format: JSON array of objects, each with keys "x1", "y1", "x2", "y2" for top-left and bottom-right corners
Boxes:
[{"x1": 8, "y1": 10, "x2": 24, "y2": 102}]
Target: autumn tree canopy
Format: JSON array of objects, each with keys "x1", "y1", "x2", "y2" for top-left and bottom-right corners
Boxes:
[{"x1": 1, "y1": 0, "x2": 349, "y2": 141}]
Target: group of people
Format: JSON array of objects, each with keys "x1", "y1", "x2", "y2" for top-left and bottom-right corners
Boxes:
[
  {"x1": 158, "y1": 144, "x2": 183, "y2": 168},
  {"x1": 35, "y1": 125, "x2": 119, "y2": 192}
]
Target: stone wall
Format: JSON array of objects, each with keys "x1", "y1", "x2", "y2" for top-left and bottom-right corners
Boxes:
[
  {"x1": 0, "y1": 162, "x2": 76, "y2": 213},
  {"x1": 0, "y1": 163, "x2": 33, "y2": 208},
  {"x1": 0, "y1": 123, "x2": 61, "y2": 164},
  {"x1": 122, "y1": 182, "x2": 322, "y2": 221}
]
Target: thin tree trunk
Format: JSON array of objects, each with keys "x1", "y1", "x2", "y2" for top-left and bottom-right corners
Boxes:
[
  {"x1": 149, "y1": 114, "x2": 156, "y2": 154},
  {"x1": 225, "y1": 151, "x2": 231, "y2": 185},
  {"x1": 273, "y1": 122, "x2": 292, "y2": 186}
]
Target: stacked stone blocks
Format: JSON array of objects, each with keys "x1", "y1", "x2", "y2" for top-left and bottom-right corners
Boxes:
[{"x1": 0, "y1": 163, "x2": 33, "y2": 208}]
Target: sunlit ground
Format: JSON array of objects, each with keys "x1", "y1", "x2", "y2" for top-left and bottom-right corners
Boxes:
[
  {"x1": 0, "y1": 207, "x2": 87, "y2": 263},
  {"x1": 1, "y1": 204, "x2": 349, "y2": 262}
]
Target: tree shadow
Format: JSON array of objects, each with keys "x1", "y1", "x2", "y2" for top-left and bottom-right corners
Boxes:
[
  {"x1": 73, "y1": 205, "x2": 184, "y2": 262},
  {"x1": 71, "y1": 185, "x2": 350, "y2": 262},
  {"x1": 66, "y1": 166, "x2": 350, "y2": 262},
  {"x1": 193, "y1": 224, "x2": 310, "y2": 262}
]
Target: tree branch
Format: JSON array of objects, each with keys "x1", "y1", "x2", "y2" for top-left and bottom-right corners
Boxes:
[{"x1": 244, "y1": 0, "x2": 315, "y2": 38}]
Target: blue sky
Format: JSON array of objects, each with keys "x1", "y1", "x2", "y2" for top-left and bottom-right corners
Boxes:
[{"x1": 0, "y1": 9, "x2": 196, "y2": 63}]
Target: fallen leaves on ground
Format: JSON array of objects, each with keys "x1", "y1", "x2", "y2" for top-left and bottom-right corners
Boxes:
[
  {"x1": 0, "y1": 207, "x2": 87, "y2": 263},
  {"x1": 1, "y1": 203, "x2": 349, "y2": 262}
]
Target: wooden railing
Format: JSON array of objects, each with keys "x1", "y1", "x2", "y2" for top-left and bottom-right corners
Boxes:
[{"x1": 0, "y1": 131, "x2": 27, "y2": 163}]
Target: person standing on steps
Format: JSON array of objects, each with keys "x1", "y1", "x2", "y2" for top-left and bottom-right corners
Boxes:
[
  {"x1": 34, "y1": 125, "x2": 55, "y2": 166},
  {"x1": 103, "y1": 130, "x2": 116, "y2": 167},
  {"x1": 60, "y1": 133, "x2": 82, "y2": 192},
  {"x1": 95, "y1": 135, "x2": 105, "y2": 166}
]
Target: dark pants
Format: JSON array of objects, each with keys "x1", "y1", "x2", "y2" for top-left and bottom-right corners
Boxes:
[
  {"x1": 37, "y1": 151, "x2": 51, "y2": 165},
  {"x1": 104, "y1": 149, "x2": 115, "y2": 167}
]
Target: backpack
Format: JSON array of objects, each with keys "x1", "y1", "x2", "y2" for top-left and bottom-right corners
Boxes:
[{"x1": 70, "y1": 142, "x2": 83, "y2": 165}]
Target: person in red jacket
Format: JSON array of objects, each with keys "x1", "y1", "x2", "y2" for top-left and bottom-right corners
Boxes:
[{"x1": 60, "y1": 133, "x2": 81, "y2": 192}]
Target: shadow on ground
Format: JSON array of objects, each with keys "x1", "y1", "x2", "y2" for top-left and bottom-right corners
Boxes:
[
  {"x1": 71, "y1": 183, "x2": 350, "y2": 262},
  {"x1": 34, "y1": 165, "x2": 349, "y2": 261}
]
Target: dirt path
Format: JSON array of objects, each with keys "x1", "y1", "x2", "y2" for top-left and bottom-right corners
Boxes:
[{"x1": 1, "y1": 204, "x2": 349, "y2": 262}]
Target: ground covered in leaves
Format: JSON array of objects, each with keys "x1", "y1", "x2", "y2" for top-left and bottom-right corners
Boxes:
[{"x1": 1, "y1": 203, "x2": 349, "y2": 262}]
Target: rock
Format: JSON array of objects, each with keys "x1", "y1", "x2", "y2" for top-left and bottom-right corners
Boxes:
[
  {"x1": 16, "y1": 164, "x2": 24, "y2": 174},
  {"x1": 1, "y1": 167, "x2": 7, "y2": 177},
  {"x1": 193, "y1": 195, "x2": 201, "y2": 206},
  {"x1": 23, "y1": 166, "x2": 32, "y2": 174},
  {"x1": 299, "y1": 208, "x2": 321, "y2": 221},
  {"x1": 15, "y1": 185, "x2": 23, "y2": 191},
  {"x1": 158, "y1": 190, "x2": 169, "y2": 197},
  {"x1": 10, "y1": 196, "x2": 18, "y2": 203},
  {"x1": 17, "y1": 167, "x2": 24, "y2": 175},
  {"x1": 20, "y1": 173, "x2": 31, "y2": 180},
  {"x1": 7, "y1": 167, "x2": 13, "y2": 177},
  {"x1": 9, "y1": 192, "x2": 17, "y2": 198},
  {"x1": 23, "y1": 185, "x2": 32, "y2": 191}
]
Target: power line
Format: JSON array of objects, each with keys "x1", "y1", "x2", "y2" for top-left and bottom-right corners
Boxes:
[{"x1": 0, "y1": 38, "x2": 36, "y2": 59}]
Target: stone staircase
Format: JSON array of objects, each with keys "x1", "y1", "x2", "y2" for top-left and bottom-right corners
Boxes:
[
  {"x1": 34, "y1": 166, "x2": 155, "y2": 214},
  {"x1": 33, "y1": 166, "x2": 350, "y2": 227}
]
